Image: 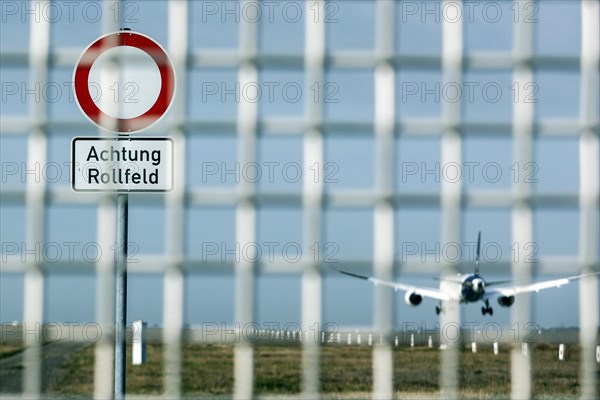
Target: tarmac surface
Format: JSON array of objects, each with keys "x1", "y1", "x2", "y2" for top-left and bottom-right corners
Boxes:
[{"x1": 0, "y1": 341, "x2": 87, "y2": 394}]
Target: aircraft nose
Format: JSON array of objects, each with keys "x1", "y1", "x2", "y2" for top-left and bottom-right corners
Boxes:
[{"x1": 474, "y1": 279, "x2": 485, "y2": 291}]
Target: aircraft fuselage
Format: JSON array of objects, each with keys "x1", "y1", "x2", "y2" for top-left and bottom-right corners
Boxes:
[{"x1": 460, "y1": 274, "x2": 487, "y2": 303}]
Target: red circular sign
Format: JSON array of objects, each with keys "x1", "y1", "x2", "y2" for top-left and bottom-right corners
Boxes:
[{"x1": 73, "y1": 31, "x2": 175, "y2": 133}]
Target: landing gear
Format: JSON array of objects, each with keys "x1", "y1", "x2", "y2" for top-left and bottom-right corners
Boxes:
[
  {"x1": 435, "y1": 303, "x2": 444, "y2": 315},
  {"x1": 481, "y1": 306, "x2": 494, "y2": 315},
  {"x1": 481, "y1": 299, "x2": 493, "y2": 316}
]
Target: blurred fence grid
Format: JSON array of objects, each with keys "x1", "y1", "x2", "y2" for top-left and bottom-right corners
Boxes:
[{"x1": 0, "y1": 0, "x2": 599, "y2": 399}]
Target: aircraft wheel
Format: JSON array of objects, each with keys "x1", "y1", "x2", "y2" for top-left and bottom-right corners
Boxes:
[{"x1": 481, "y1": 306, "x2": 487, "y2": 315}]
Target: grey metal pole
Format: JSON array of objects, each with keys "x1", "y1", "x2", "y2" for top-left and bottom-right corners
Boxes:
[{"x1": 115, "y1": 193, "x2": 128, "y2": 399}]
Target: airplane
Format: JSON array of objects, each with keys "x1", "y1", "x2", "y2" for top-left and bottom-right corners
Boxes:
[{"x1": 330, "y1": 231, "x2": 599, "y2": 316}]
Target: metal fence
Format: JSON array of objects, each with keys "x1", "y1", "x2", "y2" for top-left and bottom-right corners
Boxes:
[{"x1": 0, "y1": 0, "x2": 598, "y2": 399}]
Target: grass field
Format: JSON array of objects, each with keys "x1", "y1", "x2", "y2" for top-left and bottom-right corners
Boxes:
[
  {"x1": 0, "y1": 342, "x2": 25, "y2": 360},
  {"x1": 41, "y1": 342, "x2": 592, "y2": 398}
]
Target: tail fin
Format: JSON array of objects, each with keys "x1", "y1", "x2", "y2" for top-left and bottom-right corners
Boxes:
[{"x1": 475, "y1": 231, "x2": 481, "y2": 274}]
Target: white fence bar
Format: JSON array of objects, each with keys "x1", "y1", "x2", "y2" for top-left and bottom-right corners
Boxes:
[
  {"x1": 579, "y1": 1, "x2": 600, "y2": 399},
  {"x1": 233, "y1": 3, "x2": 259, "y2": 397},
  {"x1": 372, "y1": 1, "x2": 396, "y2": 398},
  {"x1": 93, "y1": 5, "x2": 120, "y2": 398},
  {"x1": 511, "y1": 1, "x2": 536, "y2": 398},
  {"x1": 302, "y1": 0, "x2": 326, "y2": 396},
  {"x1": 94, "y1": 195, "x2": 117, "y2": 400},
  {"x1": 22, "y1": 1, "x2": 50, "y2": 396},
  {"x1": 440, "y1": 1, "x2": 464, "y2": 398},
  {"x1": 234, "y1": 70, "x2": 258, "y2": 399},
  {"x1": 163, "y1": 1, "x2": 189, "y2": 398}
]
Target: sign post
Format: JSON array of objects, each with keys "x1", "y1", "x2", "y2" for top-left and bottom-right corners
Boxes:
[
  {"x1": 72, "y1": 29, "x2": 175, "y2": 400},
  {"x1": 115, "y1": 193, "x2": 128, "y2": 398}
]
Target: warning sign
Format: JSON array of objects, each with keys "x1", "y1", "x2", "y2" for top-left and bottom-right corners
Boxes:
[{"x1": 71, "y1": 137, "x2": 174, "y2": 192}]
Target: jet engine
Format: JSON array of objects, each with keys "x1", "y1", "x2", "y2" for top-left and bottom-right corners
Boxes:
[
  {"x1": 497, "y1": 295, "x2": 515, "y2": 307},
  {"x1": 404, "y1": 291, "x2": 423, "y2": 306}
]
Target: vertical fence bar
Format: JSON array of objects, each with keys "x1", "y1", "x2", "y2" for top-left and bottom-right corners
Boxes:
[
  {"x1": 511, "y1": 1, "x2": 535, "y2": 398},
  {"x1": 372, "y1": 200, "x2": 395, "y2": 400},
  {"x1": 440, "y1": 1, "x2": 464, "y2": 398},
  {"x1": 301, "y1": 137, "x2": 323, "y2": 398},
  {"x1": 233, "y1": 2, "x2": 259, "y2": 397},
  {"x1": 163, "y1": 1, "x2": 189, "y2": 398},
  {"x1": 94, "y1": 195, "x2": 117, "y2": 399},
  {"x1": 373, "y1": 1, "x2": 396, "y2": 398},
  {"x1": 97, "y1": 3, "x2": 128, "y2": 398},
  {"x1": 303, "y1": 0, "x2": 326, "y2": 396},
  {"x1": 22, "y1": 0, "x2": 50, "y2": 396},
  {"x1": 93, "y1": 3, "x2": 120, "y2": 397},
  {"x1": 579, "y1": 1, "x2": 600, "y2": 399},
  {"x1": 234, "y1": 200, "x2": 257, "y2": 399}
]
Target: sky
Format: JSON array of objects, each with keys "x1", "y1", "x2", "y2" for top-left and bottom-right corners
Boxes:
[{"x1": 0, "y1": 1, "x2": 598, "y2": 330}]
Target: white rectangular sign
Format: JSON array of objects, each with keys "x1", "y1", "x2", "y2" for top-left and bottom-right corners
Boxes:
[{"x1": 71, "y1": 137, "x2": 174, "y2": 192}]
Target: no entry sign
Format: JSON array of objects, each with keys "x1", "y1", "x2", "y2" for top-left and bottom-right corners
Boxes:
[{"x1": 73, "y1": 30, "x2": 176, "y2": 133}]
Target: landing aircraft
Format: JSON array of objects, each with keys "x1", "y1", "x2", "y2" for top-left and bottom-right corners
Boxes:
[{"x1": 331, "y1": 232, "x2": 599, "y2": 316}]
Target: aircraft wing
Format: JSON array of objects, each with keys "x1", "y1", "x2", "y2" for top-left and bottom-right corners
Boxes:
[
  {"x1": 486, "y1": 272, "x2": 599, "y2": 298},
  {"x1": 330, "y1": 267, "x2": 450, "y2": 301}
]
